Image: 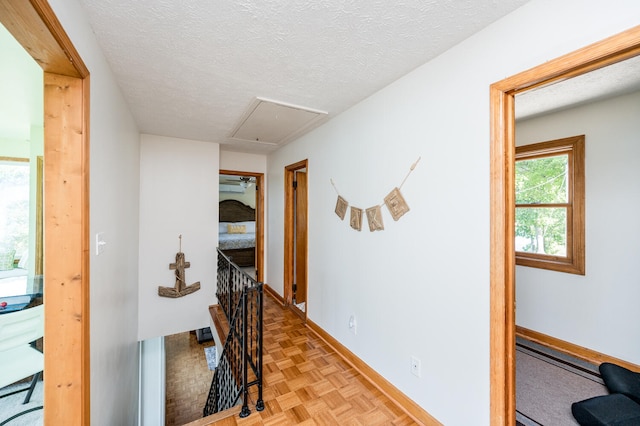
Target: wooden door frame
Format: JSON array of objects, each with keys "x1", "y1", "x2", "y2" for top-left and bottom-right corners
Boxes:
[
  {"x1": 284, "y1": 159, "x2": 308, "y2": 319},
  {"x1": 489, "y1": 25, "x2": 640, "y2": 425},
  {"x1": 0, "y1": 1, "x2": 90, "y2": 424},
  {"x1": 219, "y1": 169, "x2": 265, "y2": 283}
]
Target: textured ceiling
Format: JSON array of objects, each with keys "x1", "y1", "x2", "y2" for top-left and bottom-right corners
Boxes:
[
  {"x1": 517, "y1": 54, "x2": 640, "y2": 120},
  {"x1": 3, "y1": 2, "x2": 640, "y2": 151},
  {"x1": 77, "y1": 0, "x2": 531, "y2": 154}
]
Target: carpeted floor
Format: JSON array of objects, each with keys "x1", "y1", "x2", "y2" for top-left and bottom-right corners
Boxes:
[
  {"x1": 516, "y1": 338, "x2": 608, "y2": 425},
  {"x1": 0, "y1": 377, "x2": 43, "y2": 426}
]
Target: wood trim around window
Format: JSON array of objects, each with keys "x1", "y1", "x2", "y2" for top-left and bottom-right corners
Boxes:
[{"x1": 515, "y1": 135, "x2": 585, "y2": 275}]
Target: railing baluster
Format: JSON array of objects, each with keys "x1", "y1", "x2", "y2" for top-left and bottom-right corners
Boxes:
[
  {"x1": 204, "y1": 249, "x2": 264, "y2": 418},
  {"x1": 256, "y1": 284, "x2": 264, "y2": 410},
  {"x1": 239, "y1": 288, "x2": 250, "y2": 418}
]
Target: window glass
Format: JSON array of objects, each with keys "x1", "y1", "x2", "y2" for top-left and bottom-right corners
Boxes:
[
  {"x1": 515, "y1": 207, "x2": 567, "y2": 256},
  {"x1": 515, "y1": 135, "x2": 584, "y2": 275},
  {"x1": 0, "y1": 160, "x2": 30, "y2": 256},
  {"x1": 515, "y1": 155, "x2": 568, "y2": 204}
]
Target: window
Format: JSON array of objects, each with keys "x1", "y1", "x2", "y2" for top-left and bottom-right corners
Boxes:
[
  {"x1": 0, "y1": 158, "x2": 30, "y2": 260},
  {"x1": 515, "y1": 135, "x2": 585, "y2": 274}
]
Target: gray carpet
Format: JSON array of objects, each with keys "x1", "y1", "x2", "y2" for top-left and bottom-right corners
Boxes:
[
  {"x1": 0, "y1": 378, "x2": 43, "y2": 425},
  {"x1": 516, "y1": 341, "x2": 608, "y2": 425}
]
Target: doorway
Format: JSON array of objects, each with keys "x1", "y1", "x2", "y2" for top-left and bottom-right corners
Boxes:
[
  {"x1": 218, "y1": 169, "x2": 265, "y2": 283},
  {"x1": 0, "y1": 2, "x2": 91, "y2": 425},
  {"x1": 284, "y1": 160, "x2": 308, "y2": 319},
  {"x1": 489, "y1": 26, "x2": 640, "y2": 425}
]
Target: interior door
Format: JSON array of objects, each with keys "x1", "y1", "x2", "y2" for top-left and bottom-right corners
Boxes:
[
  {"x1": 218, "y1": 170, "x2": 264, "y2": 282},
  {"x1": 294, "y1": 170, "x2": 307, "y2": 306}
]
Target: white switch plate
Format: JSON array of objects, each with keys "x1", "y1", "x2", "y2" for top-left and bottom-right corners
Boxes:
[
  {"x1": 411, "y1": 356, "x2": 421, "y2": 377},
  {"x1": 348, "y1": 314, "x2": 357, "y2": 335},
  {"x1": 96, "y1": 232, "x2": 106, "y2": 255}
]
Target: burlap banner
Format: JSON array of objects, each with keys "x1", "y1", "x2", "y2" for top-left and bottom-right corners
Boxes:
[{"x1": 331, "y1": 157, "x2": 419, "y2": 232}]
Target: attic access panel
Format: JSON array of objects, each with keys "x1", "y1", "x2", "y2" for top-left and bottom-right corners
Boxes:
[{"x1": 231, "y1": 98, "x2": 327, "y2": 145}]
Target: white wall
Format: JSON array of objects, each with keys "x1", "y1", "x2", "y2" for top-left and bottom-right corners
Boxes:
[
  {"x1": 0, "y1": 138, "x2": 29, "y2": 157},
  {"x1": 49, "y1": 1, "x2": 142, "y2": 424},
  {"x1": 265, "y1": 1, "x2": 640, "y2": 424},
  {"x1": 138, "y1": 134, "x2": 219, "y2": 340},
  {"x1": 139, "y1": 337, "x2": 165, "y2": 426},
  {"x1": 219, "y1": 150, "x2": 267, "y2": 208},
  {"x1": 516, "y1": 90, "x2": 640, "y2": 363},
  {"x1": 220, "y1": 150, "x2": 267, "y2": 173},
  {"x1": 219, "y1": 189, "x2": 256, "y2": 208}
]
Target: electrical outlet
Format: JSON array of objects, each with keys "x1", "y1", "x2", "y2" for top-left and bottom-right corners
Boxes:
[{"x1": 411, "y1": 356, "x2": 421, "y2": 377}]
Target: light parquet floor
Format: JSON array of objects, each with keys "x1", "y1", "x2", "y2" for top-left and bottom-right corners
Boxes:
[
  {"x1": 183, "y1": 292, "x2": 419, "y2": 426},
  {"x1": 165, "y1": 330, "x2": 216, "y2": 425}
]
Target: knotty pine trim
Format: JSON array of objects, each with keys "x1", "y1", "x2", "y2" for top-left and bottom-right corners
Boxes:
[
  {"x1": 43, "y1": 71, "x2": 90, "y2": 426},
  {"x1": 490, "y1": 25, "x2": 640, "y2": 425},
  {"x1": 0, "y1": 0, "x2": 87, "y2": 77},
  {"x1": 0, "y1": 2, "x2": 92, "y2": 424},
  {"x1": 305, "y1": 319, "x2": 442, "y2": 426},
  {"x1": 516, "y1": 326, "x2": 640, "y2": 373},
  {"x1": 30, "y1": 0, "x2": 89, "y2": 77},
  {"x1": 81, "y1": 73, "x2": 91, "y2": 426}
]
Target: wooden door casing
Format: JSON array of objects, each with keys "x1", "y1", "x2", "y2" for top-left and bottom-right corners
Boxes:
[{"x1": 294, "y1": 170, "x2": 308, "y2": 305}]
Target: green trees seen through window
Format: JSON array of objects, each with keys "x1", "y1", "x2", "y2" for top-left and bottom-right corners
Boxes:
[
  {"x1": 515, "y1": 135, "x2": 585, "y2": 275},
  {"x1": 0, "y1": 160, "x2": 30, "y2": 257},
  {"x1": 515, "y1": 154, "x2": 568, "y2": 256}
]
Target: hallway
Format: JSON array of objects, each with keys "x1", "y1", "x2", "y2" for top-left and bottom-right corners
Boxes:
[{"x1": 187, "y1": 291, "x2": 422, "y2": 425}]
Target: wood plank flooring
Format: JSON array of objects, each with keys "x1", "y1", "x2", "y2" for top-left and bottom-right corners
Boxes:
[{"x1": 178, "y1": 292, "x2": 420, "y2": 425}]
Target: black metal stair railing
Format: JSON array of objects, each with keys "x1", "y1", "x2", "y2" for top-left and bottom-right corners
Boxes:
[{"x1": 203, "y1": 249, "x2": 263, "y2": 418}]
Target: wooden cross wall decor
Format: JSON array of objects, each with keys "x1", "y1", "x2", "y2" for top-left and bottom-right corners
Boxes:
[{"x1": 158, "y1": 235, "x2": 201, "y2": 298}]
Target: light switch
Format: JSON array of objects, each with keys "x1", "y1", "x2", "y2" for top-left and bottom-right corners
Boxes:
[{"x1": 96, "y1": 232, "x2": 106, "y2": 255}]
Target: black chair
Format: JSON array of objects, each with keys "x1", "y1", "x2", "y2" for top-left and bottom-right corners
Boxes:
[
  {"x1": 600, "y1": 362, "x2": 640, "y2": 404},
  {"x1": 572, "y1": 363, "x2": 640, "y2": 426}
]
